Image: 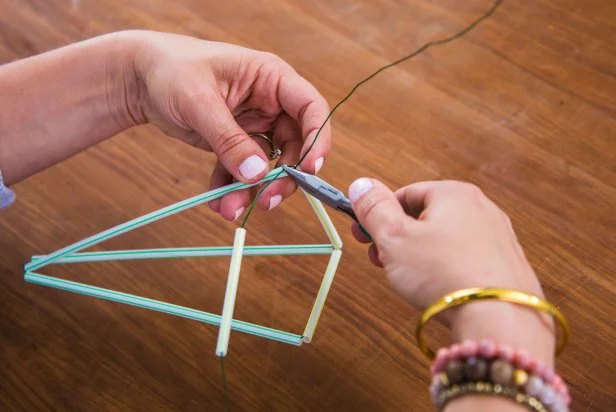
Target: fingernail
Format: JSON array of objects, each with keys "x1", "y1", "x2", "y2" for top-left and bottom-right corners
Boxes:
[
  {"x1": 268, "y1": 194, "x2": 282, "y2": 211},
  {"x1": 239, "y1": 155, "x2": 267, "y2": 180},
  {"x1": 349, "y1": 178, "x2": 373, "y2": 203},
  {"x1": 314, "y1": 157, "x2": 324, "y2": 174},
  {"x1": 233, "y1": 207, "x2": 245, "y2": 221}
]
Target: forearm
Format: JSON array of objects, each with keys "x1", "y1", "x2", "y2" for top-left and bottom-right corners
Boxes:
[{"x1": 0, "y1": 31, "x2": 143, "y2": 185}]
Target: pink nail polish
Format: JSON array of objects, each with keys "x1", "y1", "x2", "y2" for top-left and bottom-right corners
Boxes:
[
  {"x1": 239, "y1": 155, "x2": 266, "y2": 180},
  {"x1": 348, "y1": 178, "x2": 373, "y2": 203},
  {"x1": 233, "y1": 207, "x2": 245, "y2": 221},
  {"x1": 268, "y1": 195, "x2": 282, "y2": 211},
  {"x1": 314, "y1": 157, "x2": 324, "y2": 174}
]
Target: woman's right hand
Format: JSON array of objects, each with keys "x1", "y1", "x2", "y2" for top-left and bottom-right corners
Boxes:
[{"x1": 348, "y1": 178, "x2": 556, "y2": 365}]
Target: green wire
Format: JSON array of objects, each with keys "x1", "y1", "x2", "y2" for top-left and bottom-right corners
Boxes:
[
  {"x1": 240, "y1": 169, "x2": 285, "y2": 228},
  {"x1": 241, "y1": 0, "x2": 504, "y2": 227},
  {"x1": 220, "y1": 356, "x2": 231, "y2": 412}
]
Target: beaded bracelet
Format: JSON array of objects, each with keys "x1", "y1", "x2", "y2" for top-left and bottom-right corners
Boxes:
[
  {"x1": 429, "y1": 340, "x2": 570, "y2": 412},
  {"x1": 436, "y1": 381, "x2": 548, "y2": 412}
]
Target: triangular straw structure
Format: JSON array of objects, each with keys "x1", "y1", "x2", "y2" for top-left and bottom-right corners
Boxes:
[{"x1": 24, "y1": 167, "x2": 343, "y2": 356}]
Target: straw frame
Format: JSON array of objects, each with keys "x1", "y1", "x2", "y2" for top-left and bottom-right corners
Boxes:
[{"x1": 24, "y1": 166, "x2": 344, "y2": 352}]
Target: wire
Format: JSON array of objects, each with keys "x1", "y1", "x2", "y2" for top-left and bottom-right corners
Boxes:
[
  {"x1": 241, "y1": 0, "x2": 504, "y2": 228},
  {"x1": 295, "y1": 0, "x2": 504, "y2": 167},
  {"x1": 240, "y1": 170, "x2": 282, "y2": 227},
  {"x1": 220, "y1": 356, "x2": 232, "y2": 412}
]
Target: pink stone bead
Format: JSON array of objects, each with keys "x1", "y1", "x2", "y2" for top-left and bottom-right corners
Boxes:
[
  {"x1": 552, "y1": 374, "x2": 563, "y2": 386},
  {"x1": 433, "y1": 347, "x2": 450, "y2": 371},
  {"x1": 479, "y1": 339, "x2": 497, "y2": 358},
  {"x1": 436, "y1": 347, "x2": 450, "y2": 362},
  {"x1": 532, "y1": 360, "x2": 546, "y2": 377},
  {"x1": 542, "y1": 367, "x2": 555, "y2": 383},
  {"x1": 460, "y1": 340, "x2": 478, "y2": 357},
  {"x1": 450, "y1": 344, "x2": 462, "y2": 359},
  {"x1": 514, "y1": 349, "x2": 530, "y2": 369},
  {"x1": 527, "y1": 358, "x2": 538, "y2": 372},
  {"x1": 554, "y1": 381, "x2": 567, "y2": 397},
  {"x1": 431, "y1": 356, "x2": 447, "y2": 375},
  {"x1": 551, "y1": 381, "x2": 562, "y2": 393},
  {"x1": 497, "y1": 344, "x2": 514, "y2": 362}
]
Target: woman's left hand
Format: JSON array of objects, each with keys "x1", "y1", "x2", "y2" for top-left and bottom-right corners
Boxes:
[{"x1": 130, "y1": 31, "x2": 331, "y2": 221}]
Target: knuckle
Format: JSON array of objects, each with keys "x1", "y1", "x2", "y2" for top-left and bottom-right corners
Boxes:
[
  {"x1": 380, "y1": 219, "x2": 407, "y2": 241},
  {"x1": 387, "y1": 267, "x2": 406, "y2": 288},
  {"x1": 319, "y1": 94, "x2": 331, "y2": 111},
  {"x1": 213, "y1": 127, "x2": 247, "y2": 158},
  {"x1": 358, "y1": 194, "x2": 404, "y2": 239},
  {"x1": 309, "y1": 94, "x2": 330, "y2": 117},
  {"x1": 358, "y1": 192, "x2": 385, "y2": 220},
  {"x1": 259, "y1": 51, "x2": 285, "y2": 67},
  {"x1": 500, "y1": 209, "x2": 513, "y2": 227},
  {"x1": 297, "y1": 101, "x2": 313, "y2": 124},
  {"x1": 261, "y1": 51, "x2": 280, "y2": 60},
  {"x1": 459, "y1": 182, "x2": 484, "y2": 196},
  {"x1": 446, "y1": 181, "x2": 487, "y2": 203}
]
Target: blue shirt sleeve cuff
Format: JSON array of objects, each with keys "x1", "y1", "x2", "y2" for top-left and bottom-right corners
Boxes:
[{"x1": 0, "y1": 171, "x2": 15, "y2": 210}]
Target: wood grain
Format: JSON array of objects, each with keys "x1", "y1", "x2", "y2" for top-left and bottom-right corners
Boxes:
[{"x1": 1, "y1": 0, "x2": 615, "y2": 410}]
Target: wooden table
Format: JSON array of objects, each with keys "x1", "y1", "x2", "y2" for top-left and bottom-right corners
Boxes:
[{"x1": 1, "y1": 0, "x2": 615, "y2": 410}]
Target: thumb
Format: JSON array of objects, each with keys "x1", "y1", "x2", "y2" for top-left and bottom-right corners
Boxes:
[
  {"x1": 348, "y1": 178, "x2": 408, "y2": 242},
  {"x1": 189, "y1": 95, "x2": 270, "y2": 183}
]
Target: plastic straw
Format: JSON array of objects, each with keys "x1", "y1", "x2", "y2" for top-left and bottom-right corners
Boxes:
[
  {"x1": 27, "y1": 167, "x2": 288, "y2": 272},
  {"x1": 216, "y1": 228, "x2": 246, "y2": 357},
  {"x1": 29, "y1": 244, "x2": 333, "y2": 264},
  {"x1": 301, "y1": 190, "x2": 343, "y2": 250},
  {"x1": 24, "y1": 271, "x2": 303, "y2": 345},
  {"x1": 302, "y1": 249, "x2": 342, "y2": 343}
]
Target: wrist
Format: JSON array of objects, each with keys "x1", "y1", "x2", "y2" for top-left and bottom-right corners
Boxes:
[
  {"x1": 102, "y1": 31, "x2": 147, "y2": 129},
  {"x1": 444, "y1": 395, "x2": 533, "y2": 412},
  {"x1": 449, "y1": 300, "x2": 556, "y2": 368}
]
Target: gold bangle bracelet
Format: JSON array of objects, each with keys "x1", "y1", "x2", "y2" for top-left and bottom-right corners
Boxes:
[{"x1": 415, "y1": 288, "x2": 570, "y2": 360}]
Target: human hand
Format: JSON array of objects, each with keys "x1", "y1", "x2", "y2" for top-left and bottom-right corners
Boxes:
[
  {"x1": 127, "y1": 31, "x2": 331, "y2": 221},
  {"x1": 348, "y1": 178, "x2": 555, "y2": 363}
]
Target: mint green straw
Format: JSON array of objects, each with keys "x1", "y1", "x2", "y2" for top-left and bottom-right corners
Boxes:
[
  {"x1": 26, "y1": 167, "x2": 288, "y2": 272},
  {"x1": 29, "y1": 244, "x2": 333, "y2": 264},
  {"x1": 25, "y1": 272, "x2": 303, "y2": 346}
]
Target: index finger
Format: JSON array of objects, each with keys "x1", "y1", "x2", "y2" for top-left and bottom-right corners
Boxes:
[
  {"x1": 277, "y1": 70, "x2": 331, "y2": 174},
  {"x1": 394, "y1": 182, "x2": 437, "y2": 219}
]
